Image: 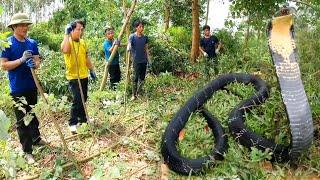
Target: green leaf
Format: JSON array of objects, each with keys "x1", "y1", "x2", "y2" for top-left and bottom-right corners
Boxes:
[
  {"x1": 89, "y1": 169, "x2": 105, "y2": 180},
  {"x1": 39, "y1": 170, "x2": 53, "y2": 180},
  {"x1": 53, "y1": 165, "x2": 63, "y2": 178},
  {"x1": 15, "y1": 156, "x2": 26, "y2": 169},
  {"x1": 0, "y1": 110, "x2": 11, "y2": 140},
  {"x1": 8, "y1": 167, "x2": 16, "y2": 178},
  {"x1": 23, "y1": 114, "x2": 34, "y2": 126},
  {"x1": 145, "y1": 150, "x2": 160, "y2": 161},
  {"x1": 107, "y1": 166, "x2": 121, "y2": 178}
]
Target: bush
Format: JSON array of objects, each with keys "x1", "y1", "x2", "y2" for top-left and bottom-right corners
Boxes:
[
  {"x1": 215, "y1": 29, "x2": 242, "y2": 56},
  {"x1": 145, "y1": 27, "x2": 192, "y2": 74},
  {"x1": 38, "y1": 46, "x2": 69, "y2": 96},
  {"x1": 149, "y1": 37, "x2": 189, "y2": 75},
  {"x1": 29, "y1": 23, "x2": 63, "y2": 52},
  {"x1": 167, "y1": 26, "x2": 192, "y2": 51}
]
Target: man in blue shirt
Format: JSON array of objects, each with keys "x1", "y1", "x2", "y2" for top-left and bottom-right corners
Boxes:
[
  {"x1": 0, "y1": 13, "x2": 46, "y2": 164},
  {"x1": 127, "y1": 20, "x2": 150, "y2": 100},
  {"x1": 200, "y1": 25, "x2": 221, "y2": 76},
  {"x1": 103, "y1": 26, "x2": 121, "y2": 90}
]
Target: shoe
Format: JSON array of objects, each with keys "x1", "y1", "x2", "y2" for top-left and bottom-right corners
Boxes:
[
  {"x1": 25, "y1": 153, "x2": 35, "y2": 164},
  {"x1": 34, "y1": 139, "x2": 48, "y2": 146},
  {"x1": 69, "y1": 125, "x2": 77, "y2": 134},
  {"x1": 88, "y1": 118, "x2": 95, "y2": 125}
]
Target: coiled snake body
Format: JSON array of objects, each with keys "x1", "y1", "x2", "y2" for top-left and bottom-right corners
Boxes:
[{"x1": 161, "y1": 14, "x2": 313, "y2": 175}]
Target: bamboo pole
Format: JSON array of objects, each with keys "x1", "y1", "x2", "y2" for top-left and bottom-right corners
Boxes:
[
  {"x1": 124, "y1": 50, "x2": 131, "y2": 109},
  {"x1": 70, "y1": 35, "x2": 98, "y2": 157},
  {"x1": 30, "y1": 69, "x2": 48, "y2": 104},
  {"x1": 30, "y1": 68, "x2": 86, "y2": 179},
  {"x1": 70, "y1": 39, "x2": 90, "y2": 125},
  {"x1": 99, "y1": 0, "x2": 137, "y2": 90}
]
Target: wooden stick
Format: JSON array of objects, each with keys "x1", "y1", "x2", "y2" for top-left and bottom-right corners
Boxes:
[
  {"x1": 123, "y1": 165, "x2": 149, "y2": 179},
  {"x1": 30, "y1": 68, "x2": 86, "y2": 179},
  {"x1": 124, "y1": 50, "x2": 132, "y2": 110},
  {"x1": 30, "y1": 69, "x2": 48, "y2": 104},
  {"x1": 70, "y1": 34, "x2": 98, "y2": 162},
  {"x1": 70, "y1": 39, "x2": 90, "y2": 127},
  {"x1": 21, "y1": 124, "x2": 142, "y2": 180},
  {"x1": 100, "y1": 0, "x2": 137, "y2": 90}
]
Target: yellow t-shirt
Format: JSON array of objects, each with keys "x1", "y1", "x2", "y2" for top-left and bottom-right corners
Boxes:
[{"x1": 64, "y1": 38, "x2": 88, "y2": 80}]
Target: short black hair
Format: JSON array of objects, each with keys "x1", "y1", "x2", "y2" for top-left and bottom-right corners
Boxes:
[
  {"x1": 133, "y1": 20, "x2": 144, "y2": 28},
  {"x1": 104, "y1": 26, "x2": 114, "y2": 34},
  {"x1": 71, "y1": 19, "x2": 85, "y2": 29},
  {"x1": 203, "y1": 25, "x2": 210, "y2": 31}
]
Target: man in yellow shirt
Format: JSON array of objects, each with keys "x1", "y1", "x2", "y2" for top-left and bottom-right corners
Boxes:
[{"x1": 60, "y1": 19, "x2": 96, "y2": 134}]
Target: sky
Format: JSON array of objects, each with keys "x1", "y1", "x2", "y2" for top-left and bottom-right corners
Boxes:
[{"x1": 207, "y1": 0, "x2": 231, "y2": 30}]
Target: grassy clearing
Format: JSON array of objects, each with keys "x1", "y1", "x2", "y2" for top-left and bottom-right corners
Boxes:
[{"x1": 1, "y1": 35, "x2": 319, "y2": 179}]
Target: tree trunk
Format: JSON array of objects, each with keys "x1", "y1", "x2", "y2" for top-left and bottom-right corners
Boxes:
[
  {"x1": 164, "y1": 1, "x2": 170, "y2": 32},
  {"x1": 191, "y1": 0, "x2": 200, "y2": 63},
  {"x1": 205, "y1": 0, "x2": 210, "y2": 25},
  {"x1": 243, "y1": 15, "x2": 251, "y2": 61}
]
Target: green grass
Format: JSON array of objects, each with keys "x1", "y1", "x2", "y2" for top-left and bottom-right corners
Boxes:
[{"x1": 1, "y1": 34, "x2": 319, "y2": 179}]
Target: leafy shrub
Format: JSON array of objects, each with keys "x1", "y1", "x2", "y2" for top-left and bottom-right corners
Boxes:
[
  {"x1": 167, "y1": 26, "x2": 192, "y2": 51},
  {"x1": 29, "y1": 23, "x2": 63, "y2": 51},
  {"x1": 149, "y1": 37, "x2": 189, "y2": 75},
  {"x1": 29, "y1": 23, "x2": 50, "y2": 44},
  {"x1": 296, "y1": 21, "x2": 320, "y2": 117},
  {"x1": 145, "y1": 26, "x2": 191, "y2": 74},
  {"x1": 215, "y1": 29, "x2": 242, "y2": 56},
  {"x1": 86, "y1": 37, "x2": 105, "y2": 61},
  {"x1": 47, "y1": 9, "x2": 69, "y2": 34},
  {"x1": 0, "y1": 110, "x2": 26, "y2": 179},
  {"x1": 38, "y1": 46, "x2": 69, "y2": 96},
  {"x1": 47, "y1": 33, "x2": 63, "y2": 52}
]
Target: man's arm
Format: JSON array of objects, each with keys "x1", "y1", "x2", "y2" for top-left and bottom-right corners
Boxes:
[
  {"x1": 214, "y1": 36, "x2": 221, "y2": 54},
  {"x1": 199, "y1": 46, "x2": 206, "y2": 54},
  {"x1": 127, "y1": 35, "x2": 133, "y2": 52},
  {"x1": 145, "y1": 44, "x2": 151, "y2": 63},
  {"x1": 33, "y1": 55, "x2": 41, "y2": 69},
  {"x1": 199, "y1": 38, "x2": 207, "y2": 56},
  {"x1": 61, "y1": 35, "x2": 71, "y2": 54},
  {"x1": 199, "y1": 46, "x2": 208, "y2": 57},
  {"x1": 108, "y1": 42, "x2": 115, "y2": 53},
  {"x1": 0, "y1": 58, "x2": 21, "y2": 71},
  {"x1": 86, "y1": 53, "x2": 94, "y2": 70}
]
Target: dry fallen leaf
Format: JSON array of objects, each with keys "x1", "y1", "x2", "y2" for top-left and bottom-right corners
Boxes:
[
  {"x1": 178, "y1": 129, "x2": 186, "y2": 141},
  {"x1": 261, "y1": 161, "x2": 273, "y2": 172},
  {"x1": 160, "y1": 163, "x2": 169, "y2": 180},
  {"x1": 204, "y1": 124, "x2": 209, "y2": 133}
]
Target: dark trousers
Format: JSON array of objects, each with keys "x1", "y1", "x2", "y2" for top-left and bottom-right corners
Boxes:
[
  {"x1": 108, "y1": 64, "x2": 121, "y2": 90},
  {"x1": 133, "y1": 62, "x2": 147, "y2": 83},
  {"x1": 132, "y1": 62, "x2": 147, "y2": 96},
  {"x1": 68, "y1": 78, "x2": 88, "y2": 126},
  {"x1": 205, "y1": 57, "x2": 218, "y2": 77},
  {"x1": 11, "y1": 89, "x2": 41, "y2": 154}
]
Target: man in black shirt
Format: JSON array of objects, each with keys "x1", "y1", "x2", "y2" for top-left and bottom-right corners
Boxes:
[{"x1": 200, "y1": 25, "x2": 221, "y2": 76}]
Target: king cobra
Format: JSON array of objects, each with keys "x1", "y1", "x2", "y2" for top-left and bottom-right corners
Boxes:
[
  {"x1": 229, "y1": 14, "x2": 313, "y2": 162},
  {"x1": 161, "y1": 13, "x2": 313, "y2": 175}
]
